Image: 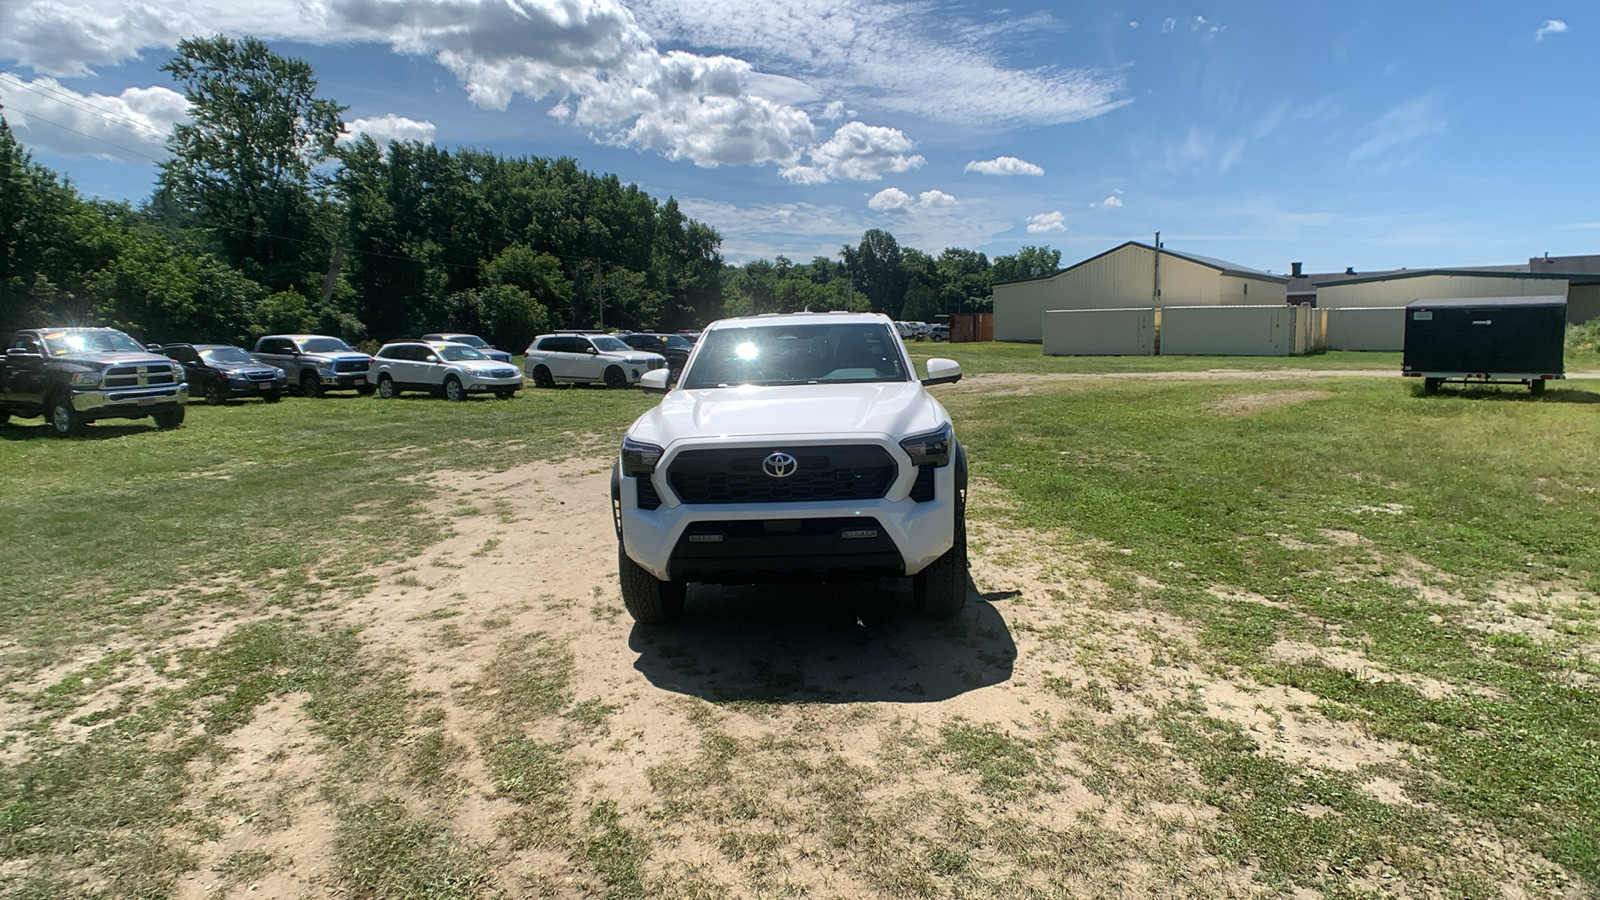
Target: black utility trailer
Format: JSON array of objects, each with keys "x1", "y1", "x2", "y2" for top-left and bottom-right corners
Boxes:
[{"x1": 1401, "y1": 295, "x2": 1566, "y2": 395}]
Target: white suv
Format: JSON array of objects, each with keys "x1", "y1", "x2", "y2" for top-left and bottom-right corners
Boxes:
[
  {"x1": 524, "y1": 333, "x2": 666, "y2": 388},
  {"x1": 610, "y1": 312, "x2": 967, "y2": 623},
  {"x1": 369, "y1": 340, "x2": 523, "y2": 400}
]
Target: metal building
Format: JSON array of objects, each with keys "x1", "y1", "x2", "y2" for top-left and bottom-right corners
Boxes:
[
  {"x1": 993, "y1": 241, "x2": 1289, "y2": 343},
  {"x1": 1318, "y1": 270, "x2": 1600, "y2": 325}
]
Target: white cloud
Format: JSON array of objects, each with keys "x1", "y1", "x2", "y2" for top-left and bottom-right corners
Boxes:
[
  {"x1": 0, "y1": 72, "x2": 185, "y2": 162},
  {"x1": 964, "y1": 156, "x2": 1044, "y2": 176},
  {"x1": 782, "y1": 121, "x2": 923, "y2": 184},
  {"x1": 868, "y1": 187, "x2": 913, "y2": 211},
  {"x1": 1162, "y1": 17, "x2": 1178, "y2": 32},
  {"x1": 1160, "y1": 14, "x2": 1223, "y2": 38},
  {"x1": 1093, "y1": 193, "x2": 1123, "y2": 209},
  {"x1": 628, "y1": 0, "x2": 1128, "y2": 128},
  {"x1": 919, "y1": 189, "x2": 956, "y2": 209},
  {"x1": 1536, "y1": 19, "x2": 1568, "y2": 41},
  {"x1": 1129, "y1": 20, "x2": 1139, "y2": 28},
  {"x1": 1349, "y1": 96, "x2": 1446, "y2": 165},
  {"x1": 339, "y1": 114, "x2": 437, "y2": 148},
  {"x1": 819, "y1": 100, "x2": 847, "y2": 121},
  {"x1": 1026, "y1": 211, "x2": 1067, "y2": 234}
]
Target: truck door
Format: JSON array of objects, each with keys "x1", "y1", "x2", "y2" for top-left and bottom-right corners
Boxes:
[{"x1": 4, "y1": 333, "x2": 48, "y2": 411}]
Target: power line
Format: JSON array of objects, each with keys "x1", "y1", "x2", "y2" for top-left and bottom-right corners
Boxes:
[
  {"x1": 0, "y1": 107, "x2": 161, "y2": 162},
  {"x1": 0, "y1": 76, "x2": 173, "y2": 142}
]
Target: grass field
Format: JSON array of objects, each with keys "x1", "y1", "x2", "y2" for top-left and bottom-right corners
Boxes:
[{"x1": 2, "y1": 350, "x2": 1597, "y2": 898}]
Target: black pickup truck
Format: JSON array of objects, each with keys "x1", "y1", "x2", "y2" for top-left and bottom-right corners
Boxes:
[{"x1": 0, "y1": 327, "x2": 189, "y2": 436}]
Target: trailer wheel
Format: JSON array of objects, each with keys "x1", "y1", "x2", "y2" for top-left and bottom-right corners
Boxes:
[
  {"x1": 1423, "y1": 378, "x2": 1442, "y2": 395},
  {"x1": 1530, "y1": 379, "x2": 1546, "y2": 396}
]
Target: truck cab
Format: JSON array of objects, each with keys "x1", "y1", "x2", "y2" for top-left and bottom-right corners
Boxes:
[{"x1": 0, "y1": 327, "x2": 189, "y2": 436}]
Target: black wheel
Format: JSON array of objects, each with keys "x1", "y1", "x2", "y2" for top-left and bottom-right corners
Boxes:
[
  {"x1": 604, "y1": 366, "x2": 627, "y2": 389},
  {"x1": 495, "y1": 390, "x2": 515, "y2": 400},
  {"x1": 152, "y1": 406, "x2": 185, "y2": 430},
  {"x1": 377, "y1": 375, "x2": 397, "y2": 399},
  {"x1": 618, "y1": 545, "x2": 685, "y2": 623},
  {"x1": 300, "y1": 371, "x2": 323, "y2": 397},
  {"x1": 1530, "y1": 379, "x2": 1546, "y2": 396},
  {"x1": 48, "y1": 394, "x2": 87, "y2": 437},
  {"x1": 262, "y1": 392, "x2": 282, "y2": 403},
  {"x1": 444, "y1": 375, "x2": 466, "y2": 401},
  {"x1": 356, "y1": 384, "x2": 376, "y2": 396},
  {"x1": 0, "y1": 411, "x2": 9, "y2": 426},
  {"x1": 532, "y1": 365, "x2": 555, "y2": 389},
  {"x1": 914, "y1": 494, "x2": 967, "y2": 618},
  {"x1": 203, "y1": 382, "x2": 224, "y2": 405},
  {"x1": 1423, "y1": 378, "x2": 1442, "y2": 395}
]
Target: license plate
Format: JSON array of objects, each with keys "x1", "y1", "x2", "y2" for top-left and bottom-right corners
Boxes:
[
  {"x1": 260, "y1": 382, "x2": 273, "y2": 390},
  {"x1": 354, "y1": 378, "x2": 366, "y2": 385},
  {"x1": 137, "y1": 397, "x2": 159, "y2": 406}
]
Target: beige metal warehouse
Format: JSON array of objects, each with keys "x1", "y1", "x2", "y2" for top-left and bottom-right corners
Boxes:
[
  {"x1": 1318, "y1": 270, "x2": 1600, "y2": 324},
  {"x1": 993, "y1": 241, "x2": 1289, "y2": 342}
]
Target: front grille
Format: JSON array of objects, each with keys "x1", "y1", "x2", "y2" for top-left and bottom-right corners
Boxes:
[
  {"x1": 246, "y1": 371, "x2": 277, "y2": 382},
  {"x1": 333, "y1": 358, "x2": 369, "y2": 373},
  {"x1": 668, "y1": 445, "x2": 897, "y2": 504},
  {"x1": 910, "y1": 465, "x2": 936, "y2": 502},
  {"x1": 103, "y1": 365, "x2": 177, "y2": 388},
  {"x1": 647, "y1": 358, "x2": 665, "y2": 370},
  {"x1": 636, "y1": 475, "x2": 662, "y2": 510}
]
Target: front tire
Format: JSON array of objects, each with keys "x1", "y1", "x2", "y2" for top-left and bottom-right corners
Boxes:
[
  {"x1": 153, "y1": 406, "x2": 185, "y2": 430},
  {"x1": 203, "y1": 382, "x2": 224, "y2": 405},
  {"x1": 444, "y1": 376, "x2": 466, "y2": 401},
  {"x1": 1423, "y1": 377, "x2": 1442, "y2": 395},
  {"x1": 1530, "y1": 379, "x2": 1546, "y2": 396},
  {"x1": 532, "y1": 365, "x2": 555, "y2": 389},
  {"x1": 618, "y1": 545, "x2": 686, "y2": 624},
  {"x1": 914, "y1": 495, "x2": 967, "y2": 618},
  {"x1": 604, "y1": 366, "x2": 627, "y2": 389},
  {"x1": 378, "y1": 375, "x2": 397, "y2": 399},
  {"x1": 300, "y1": 371, "x2": 323, "y2": 398},
  {"x1": 48, "y1": 394, "x2": 87, "y2": 437}
]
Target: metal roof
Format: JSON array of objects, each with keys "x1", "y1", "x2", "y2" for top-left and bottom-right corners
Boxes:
[
  {"x1": 1406, "y1": 295, "x2": 1567, "y2": 309},
  {"x1": 994, "y1": 241, "x2": 1288, "y2": 286},
  {"x1": 1321, "y1": 268, "x2": 1600, "y2": 287}
]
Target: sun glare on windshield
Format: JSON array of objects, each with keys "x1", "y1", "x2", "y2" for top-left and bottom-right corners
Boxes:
[{"x1": 735, "y1": 342, "x2": 759, "y2": 360}]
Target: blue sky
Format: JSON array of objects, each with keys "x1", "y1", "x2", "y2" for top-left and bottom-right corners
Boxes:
[{"x1": 1, "y1": 1, "x2": 1594, "y2": 275}]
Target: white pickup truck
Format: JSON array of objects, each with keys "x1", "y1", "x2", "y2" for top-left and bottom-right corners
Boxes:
[{"x1": 610, "y1": 312, "x2": 968, "y2": 623}]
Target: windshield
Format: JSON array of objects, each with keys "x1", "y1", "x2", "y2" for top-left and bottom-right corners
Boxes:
[
  {"x1": 680, "y1": 323, "x2": 908, "y2": 389},
  {"x1": 41, "y1": 329, "x2": 146, "y2": 356},
  {"x1": 590, "y1": 336, "x2": 630, "y2": 352},
  {"x1": 436, "y1": 344, "x2": 487, "y2": 361},
  {"x1": 200, "y1": 347, "x2": 255, "y2": 365},
  {"x1": 301, "y1": 337, "x2": 354, "y2": 353},
  {"x1": 446, "y1": 335, "x2": 487, "y2": 348},
  {"x1": 661, "y1": 334, "x2": 692, "y2": 349}
]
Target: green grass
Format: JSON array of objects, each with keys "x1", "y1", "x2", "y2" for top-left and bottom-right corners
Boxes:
[{"x1": 909, "y1": 340, "x2": 1405, "y2": 374}]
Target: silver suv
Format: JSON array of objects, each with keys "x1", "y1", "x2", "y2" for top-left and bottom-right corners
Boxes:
[
  {"x1": 252, "y1": 334, "x2": 375, "y2": 397},
  {"x1": 524, "y1": 333, "x2": 666, "y2": 388}
]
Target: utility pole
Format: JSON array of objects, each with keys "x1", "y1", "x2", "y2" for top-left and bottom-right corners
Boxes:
[{"x1": 1152, "y1": 231, "x2": 1161, "y2": 305}]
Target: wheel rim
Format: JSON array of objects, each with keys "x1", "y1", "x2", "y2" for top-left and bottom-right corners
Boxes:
[
  {"x1": 205, "y1": 384, "x2": 222, "y2": 405},
  {"x1": 534, "y1": 367, "x2": 552, "y2": 387},
  {"x1": 302, "y1": 373, "x2": 318, "y2": 394},
  {"x1": 446, "y1": 379, "x2": 462, "y2": 400},
  {"x1": 379, "y1": 378, "x2": 394, "y2": 398},
  {"x1": 52, "y1": 403, "x2": 71, "y2": 434},
  {"x1": 606, "y1": 368, "x2": 625, "y2": 388}
]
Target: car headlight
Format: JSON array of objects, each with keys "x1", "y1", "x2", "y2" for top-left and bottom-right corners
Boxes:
[
  {"x1": 273, "y1": 367, "x2": 286, "y2": 379},
  {"x1": 899, "y1": 422, "x2": 953, "y2": 467},
  {"x1": 69, "y1": 371, "x2": 101, "y2": 387},
  {"x1": 621, "y1": 436, "x2": 664, "y2": 476}
]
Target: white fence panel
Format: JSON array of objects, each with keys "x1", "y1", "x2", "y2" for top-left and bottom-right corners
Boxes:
[
  {"x1": 1042, "y1": 308, "x2": 1156, "y2": 356},
  {"x1": 1325, "y1": 307, "x2": 1406, "y2": 351},
  {"x1": 1159, "y1": 306, "x2": 1298, "y2": 356}
]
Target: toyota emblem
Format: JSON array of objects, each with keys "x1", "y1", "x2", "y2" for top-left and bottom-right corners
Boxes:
[{"x1": 762, "y1": 452, "x2": 798, "y2": 478}]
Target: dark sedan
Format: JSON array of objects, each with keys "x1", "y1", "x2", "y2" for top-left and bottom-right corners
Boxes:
[
  {"x1": 616, "y1": 332, "x2": 693, "y2": 380},
  {"x1": 162, "y1": 343, "x2": 288, "y2": 404}
]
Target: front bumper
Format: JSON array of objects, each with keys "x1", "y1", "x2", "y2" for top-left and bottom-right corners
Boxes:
[
  {"x1": 618, "y1": 437, "x2": 957, "y2": 583},
  {"x1": 72, "y1": 384, "x2": 189, "y2": 416},
  {"x1": 319, "y1": 372, "x2": 369, "y2": 388},
  {"x1": 227, "y1": 377, "x2": 288, "y2": 395},
  {"x1": 464, "y1": 373, "x2": 525, "y2": 393}
]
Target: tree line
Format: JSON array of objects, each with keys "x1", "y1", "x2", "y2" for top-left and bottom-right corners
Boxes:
[{"x1": 0, "y1": 35, "x2": 1061, "y2": 350}]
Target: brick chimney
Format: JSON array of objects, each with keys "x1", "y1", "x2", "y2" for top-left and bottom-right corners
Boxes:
[{"x1": 1290, "y1": 262, "x2": 1303, "y2": 278}]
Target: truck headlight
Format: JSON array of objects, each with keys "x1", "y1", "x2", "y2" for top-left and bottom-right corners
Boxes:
[
  {"x1": 69, "y1": 371, "x2": 101, "y2": 387},
  {"x1": 899, "y1": 422, "x2": 953, "y2": 467},
  {"x1": 621, "y1": 437, "x2": 664, "y2": 476}
]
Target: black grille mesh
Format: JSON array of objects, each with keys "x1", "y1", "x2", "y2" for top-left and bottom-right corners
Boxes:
[
  {"x1": 909, "y1": 465, "x2": 936, "y2": 503},
  {"x1": 668, "y1": 445, "x2": 896, "y2": 504},
  {"x1": 636, "y1": 475, "x2": 662, "y2": 510}
]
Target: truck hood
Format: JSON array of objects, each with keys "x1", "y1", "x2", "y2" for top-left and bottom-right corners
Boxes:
[
  {"x1": 53, "y1": 351, "x2": 175, "y2": 369},
  {"x1": 634, "y1": 381, "x2": 946, "y2": 447},
  {"x1": 302, "y1": 351, "x2": 371, "y2": 362}
]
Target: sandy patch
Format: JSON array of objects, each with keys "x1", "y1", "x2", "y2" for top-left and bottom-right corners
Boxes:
[{"x1": 1206, "y1": 390, "x2": 1332, "y2": 417}]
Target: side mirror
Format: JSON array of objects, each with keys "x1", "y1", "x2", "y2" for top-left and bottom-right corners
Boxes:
[
  {"x1": 921, "y1": 358, "x2": 962, "y2": 387},
  {"x1": 146, "y1": 343, "x2": 163, "y2": 352},
  {"x1": 6, "y1": 347, "x2": 39, "y2": 360},
  {"x1": 638, "y1": 368, "x2": 671, "y2": 394},
  {"x1": 426, "y1": 354, "x2": 440, "y2": 363},
  {"x1": 587, "y1": 347, "x2": 599, "y2": 355}
]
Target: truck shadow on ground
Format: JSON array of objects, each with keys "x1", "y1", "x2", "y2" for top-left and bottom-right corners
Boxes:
[
  {"x1": 1412, "y1": 385, "x2": 1600, "y2": 403},
  {"x1": 630, "y1": 576, "x2": 1017, "y2": 704},
  {"x1": 0, "y1": 422, "x2": 163, "y2": 441}
]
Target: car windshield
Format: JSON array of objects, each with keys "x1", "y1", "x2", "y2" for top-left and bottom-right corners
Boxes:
[
  {"x1": 680, "y1": 323, "x2": 908, "y2": 389},
  {"x1": 301, "y1": 337, "x2": 354, "y2": 353},
  {"x1": 41, "y1": 329, "x2": 146, "y2": 356},
  {"x1": 660, "y1": 334, "x2": 692, "y2": 349},
  {"x1": 200, "y1": 347, "x2": 254, "y2": 364},
  {"x1": 445, "y1": 334, "x2": 487, "y2": 348},
  {"x1": 436, "y1": 344, "x2": 487, "y2": 361},
  {"x1": 590, "y1": 336, "x2": 630, "y2": 352}
]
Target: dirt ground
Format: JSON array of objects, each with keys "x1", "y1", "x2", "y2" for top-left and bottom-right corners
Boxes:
[{"x1": 149, "y1": 456, "x2": 1584, "y2": 899}]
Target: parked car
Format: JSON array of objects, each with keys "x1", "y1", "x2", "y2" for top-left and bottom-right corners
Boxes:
[
  {"x1": 251, "y1": 334, "x2": 375, "y2": 397},
  {"x1": 928, "y1": 324, "x2": 950, "y2": 342},
  {"x1": 369, "y1": 340, "x2": 523, "y2": 400},
  {"x1": 907, "y1": 321, "x2": 930, "y2": 339},
  {"x1": 523, "y1": 333, "x2": 666, "y2": 388},
  {"x1": 893, "y1": 321, "x2": 918, "y2": 341},
  {"x1": 611, "y1": 312, "x2": 967, "y2": 623},
  {"x1": 1, "y1": 327, "x2": 187, "y2": 436},
  {"x1": 615, "y1": 332, "x2": 694, "y2": 380},
  {"x1": 161, "y1": 343, "x2": 287, "y2": 404},
  {"x1": 418, "y1": 332, "x2": 513, "y2": 364}
]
